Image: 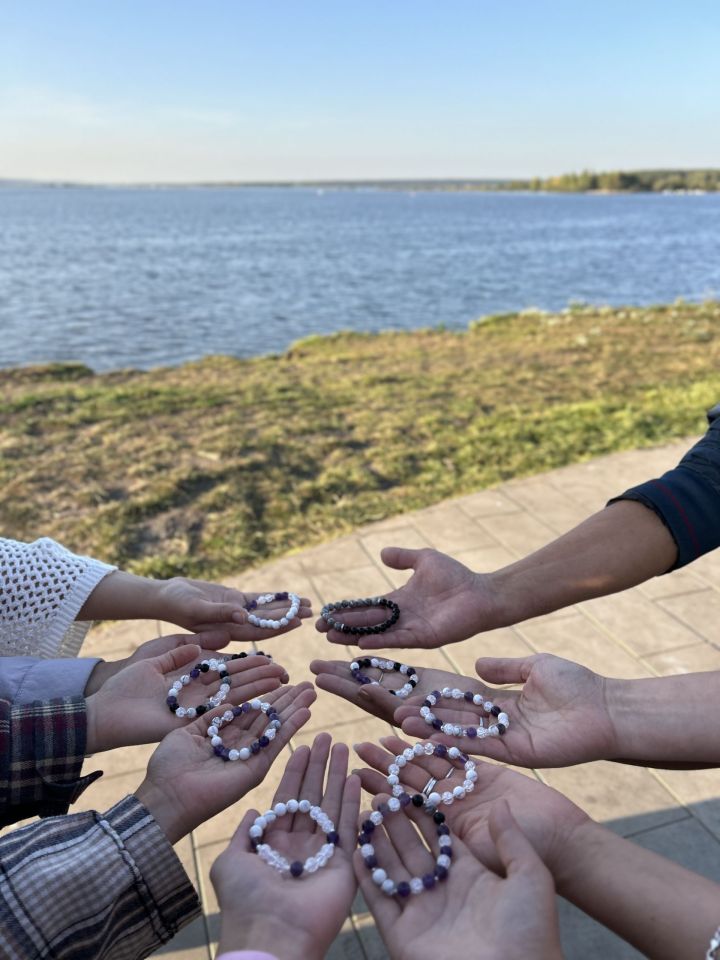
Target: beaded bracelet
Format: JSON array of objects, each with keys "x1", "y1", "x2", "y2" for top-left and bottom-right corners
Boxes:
[
  {"x1": 358, "y1": 804, "x2": 452, "y2": 896},
  {"x1": 420, "y1": 688, "x2": 510, "y2": 738},
  {"x1": 207, "y1": 699, "x2": 282, "y2": 761},
  {"x1": 707, "y1": 925, "x2": 720, "y2": 960},
  {"x1": 321, "y1": 597, "x2": 400, "y2": 635},
  {"x1": 167, "y1": 658, "x2": 232, "y2": 718},
  {"x1": 249, "y1": 799, "x2": 339, "y2": 877},
  {"x1": 386, "y1": 742, "x2": 478, "y2": 806},
  {"x1": 350, "y1": 657, "x2": 419, "y2": 698},
  {"x1": 245, "y1": 591, "x2": 301, "y2": 629}
]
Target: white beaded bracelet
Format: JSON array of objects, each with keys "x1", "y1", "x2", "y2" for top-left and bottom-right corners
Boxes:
[
  {"x1": 245, "y1": 591, "x2": 300, "y2": 629},
  {"x1": 358, "y1": 803, "x2": 452, "y2": 896},
  {"x1": 386, "y1": 741, "x2": 478, "y2": 806},
  {"x1": 249, "y1": 799, "x2": 339, "y2": 877},
  {"x1": 207, "y1": 699, "x2": 282, "y2": 761},
  {"x1": 350, "y1": 657, "x2": 419, "y2": 698},
  {"x1": 420, "y1": 687, "x2": 509, "y2": 739}
]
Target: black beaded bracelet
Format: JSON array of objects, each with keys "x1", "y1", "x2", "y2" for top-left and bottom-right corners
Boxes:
[{"x1": 321, "y1": 597, "x2": 400, "y2": 635}]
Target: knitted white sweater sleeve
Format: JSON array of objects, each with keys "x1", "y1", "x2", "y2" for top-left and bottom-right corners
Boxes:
[{"x1": 0, "y1": 537, "x2": 117, "y2": 658}]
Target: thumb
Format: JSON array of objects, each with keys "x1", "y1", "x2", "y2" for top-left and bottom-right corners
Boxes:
[
  {"x1": 488, "y1": 799, "x2": 545, "y2": 878},
  {"x1": 151, "y1": 643, "x2": 201, "y2": 675},
  {"x1": 475, "y1": 655, "x2": 537, "y2": 685},
  {"x1": 190, "y1": 598, "x2": 247, "y2": 624},
  {"x1": 380, "y1": 546, "x2": 421, "y2": 571}
]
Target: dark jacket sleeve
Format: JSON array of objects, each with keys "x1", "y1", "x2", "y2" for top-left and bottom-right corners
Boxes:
[
  {"x1": 608, "y1": 404, "x2": 720, "y2": 571},
  {"x1": 0, "y1": 696, "x2": 102, "y2": 826}
]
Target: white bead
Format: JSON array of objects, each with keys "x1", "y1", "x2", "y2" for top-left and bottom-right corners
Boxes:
[
  {"x1": 473, "y1": 693, "x2": 483, "y2": 706},
  {"x1": 181, "y1": 674, "x2": 191, "y2": 686},
  {"x1": 392, "y1": 784, "x2": 403, "y2": 797},
  {"x1": 425, "y1": 715, "x2": 433, "y2": 725},
  {"x1": 255, "y1": 816, "x2": 267, "y2": 829},
  {"x1": 489, "y1": 725, "x2": 499, "y2": 736},
  {"x1": 387, "y1": 774, "x2": 399, "y2": 786},
  {"x1": 186, "y1": 707, "x2": 197, "y2": 719},
  {"x1": 264, "y1": 811, "x2": 276, "y2": 823},
  {"x1": 274, "y1": 802, "x2": 287, "y2": 817},
  {"x1": 396, "y1": 755, "x2": 407, "y2": 767},
  {"x1": 451, "y1": 688, "x2": 463, "y2": 700},
  {"x1": 250, "y1": 699, "x2": 261, "y2": 710},
  {"x1": 299, "y1": 799, "x2": 311, "y2": 813},
  {"x1": 466, "y1": 769, "x2": 478, "y2": 781},
  {"x1": 388, "y1": 797, "x2": 401, "y2": 812},
  {"x1": 464, "y1": 780, "x2": 475, "y2": 792},
  {"x1": 442, "y1": 724, "x2": 454, "y2": 735},
  {"x1": 442, "y1": 687, "x2": 452, "y2": 697},
  {"x1": 498, "y1": 713, "x2": 509, "y2": 726},
  {"x1": 168, "y1": 688, "x2": 178, "y2": 697},
  {"x1": 483, "y1": 701, "x2": 493, "y2": 712},
  {"x1": 360, "y1": 843, "x2": 375, "y2": 857},
  {"x1": 423, "y1": 742, "x2": 434, "y2": 755},
  {"x1": 310, "y1": 805, "x2": 322, "y2": 820},
  {"x1": 453, "y1": 785, "x2": 465, "y2": 799},
  {"x1": 454, "y1": 725, "x2": 463, "y2": 737},
  {"x1": 399, "y1": 664, "x2": 408, "y2": 674},
  {"x1": 410, "y1": 877, "x2": 424, "y2": 894},
  {"x1": 239, "y1": 747, "x2": 251, "y2": 760},
  {"x1": 427, "y1": 695, "x2": 437, "y2": 706},
  {"x1": 371, "y1": 658, "x2": 379, "y2": 668},
  {"x1": 351, "y1": 662, "x2": 359, "y2": 670},
  {"x1": 286, "y1": 798, "x2": 299, "y2": 813},
  {"x1": 437, "y1": 853, "x2": 451, "y2": 869},
  {"x1": 249, "y1": 825, "x2": 263, "y2": 838},
  {"x1": 439, "y1": 834, "x2": 452, "y2": 847},
  {"x1": 428, "y1": 791, "x2": 441, "y2": 807},
  {"x1": 280, "y1": 617, "x2": 289, "y2": 627},
  {"x1": 228, "y1": 749, "x2": 240, "y2": 761},
  {"x1": 448, "y1": 746, "x2": 460, "y2": 759},
  {"x1": 176, "y1": 707, "x2": 187, "y2": 718},
  {"x1": 388, "y1": 763, "x2": 400, "y2": 775},
  {"x1": 266, "y1": 727, "x2": 276, "y2": 740},
  {"x1": 370, "y1": 810, "x2": 383, "y2": 826},
  {"x1": 372, "y1": 868, "x2": 387, "y2": 885},
  {"x1": 413, "y1": 743, "x2": 424, "y2": 756},
  {"x1": 211, "y1": 736, "x2": 222, "y2": 746},
  {"x1": 442, "y1": 791, "x2": 454, "y2": 805},
  {"x1": 381, "y1": 878, "x2": 395, "y2": 895},
  {"x1": 403, "y1": 748, "x2": 414, "y2": 760},
  {"x1": 223, "y1": 710, "x2": 234, "y2": 722},
  {"x1": 419, "y1": 707, "x2": 430, "y2": 718}
]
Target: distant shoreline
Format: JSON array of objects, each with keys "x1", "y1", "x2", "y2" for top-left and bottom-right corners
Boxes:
[{"x1": 2, "y1": 168, "x2": 719, "y2": 194}]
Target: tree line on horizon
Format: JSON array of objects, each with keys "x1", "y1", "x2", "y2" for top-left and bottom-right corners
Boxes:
[{"x1": 510, "y1": 168, "x2": 720, "y2": 192}]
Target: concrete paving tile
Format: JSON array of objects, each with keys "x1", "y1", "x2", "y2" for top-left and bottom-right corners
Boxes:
[
  {"x1": 502, "y1": 477, "x2": 594, "y2": 534},
  {"x1": 538, "y1": 761, "x2": 688, "y2": 837},
  {"x1": 581, "y1": 589, "x2": 703, "y2": 656},
  {"x1": 410, "y1": 504, "x2": 499, "y2": 552},
  {"x1": 312, "y1": 564, "x2": 395, "y2": 605},
  {"x1": 557, "y1": 896, "x2": 643, "y2": 959},
  {"x1": 643, "y1": 641, "x2": 720, "y2": 676},
  {"x1": 445, "y1": 627, "x2": 535, "y2": 678},
  {"x1": 477, "y1": 511, "x2": 557, "y2": 555},
  {"x1": 300, "y1": 535, "x2": 377, "y2": 576},
  {"x1": 651, "y1": 770, "x2": 720, "y2": 842},
  {"x1": 451, "y1": 542, "x2": 517, "y2": 572},
  {"x1": 295, "y1": 712, "x2": 393, "y2": 748},
  {"x1": 456, "y1": 487, "x2": 523, "y2": 518},
  {"x1": 150, "y1": 914, "x2": 210, "y2": 960},
  {"x1": 83, "y1": 742, "x2": 155, "y2": 780},
  {"x1": 358, "y1": 523, "x2": 433, "y2": 569},
  {"x1": 656, "y1": 590, "x2": 720, "y2": 645},
  {"x1": 628, "y1": 814, "x2": 720, "y2": 883},
  {"x1": 72, "y1": 770, "x2": 145, "y2": 814},
  {"x1": 638, "y1": 566, "x2": 708, "y2": 599},
  {"x1": 689, "y1": 549, "x2": 720, "y2": 585},
  {"x1": 515, "y1": 612, "x2": 650, "y2": 678}
]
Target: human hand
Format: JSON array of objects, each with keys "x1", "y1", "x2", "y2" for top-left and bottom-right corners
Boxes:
[
  {"x1": 310, "y1": 657, "x2": 477, "y2": 727},
  {"x1": 315, "y1": 547, "x2": 496, "y2": 650},
  {"x1": 154, "y1": 577, "x2": 313, "y2": 642},
  {"x1": 356, "y1": 796, "x2": 563, "y2": 960},
  {"x1": 86, "y1": 644, "x2": 288, "y2": 752},
  {"x1": 135, "y1": 682, "x2": 316, "y2": 845},
  {"x1": 211, "y1": 733, "x2": 361, "y2": 960},
  {"x1": 353, "y1": 734, "x2": 589, "y2": 879},
  {"x1": 393, "y1": 653, "x2": 620, "y2": 767},
  {"x1": 84, "y1": 631, "x2": 289, "y2": 695}
]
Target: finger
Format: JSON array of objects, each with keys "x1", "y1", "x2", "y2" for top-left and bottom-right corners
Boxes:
[
  {"x1": 353, "y1": 766, "x2": 390, "y2": 798},
  {"x1": 475, "y1": 656, "x2": 538, "y2": 686},
  {"x1": 295, "y1": 733, "x2": 333, "y2": 832},
  {"x1": 355, "y1": 627, "x2": 420, "y2": 651},
  {"x1": 225, "y1": 808, "x2": 259, "y2": 854},
  {"x1": 271, "y1": 745, "x2": 311, "y2": 831},
  {"x1": 380, "y1": 546, "x2": 420, "y2": 571},
  {"x1": 338, "y1": 774, "x2": 361, "y2": 852},
  {"x1": 192, "y1": 598, "x2": 248, "y2": 625},
  {"x1": 355, "y1": 738, "x2": 451, "y2": 791},
  {"x1": 311, "y1": 666, "x2": 395, "y2": 724},
  {"x1": 354, "y1": 848, "x2": 401, "y2": 929},
  {"x1": 231, "y1": 596, "x2": 313, "y2": 626},
  {"x1": 366, "y1": 797, "x2": 408, "y2": 881},
  {"x1": 153, "y1": 643, "x2": 201, "y2": 675},
  {"x1": 489, "y1": 799, "x2": 547, "y2": 878},
  {"x1": 321, "y1": 742, "x2": 350, "y2": 828}
]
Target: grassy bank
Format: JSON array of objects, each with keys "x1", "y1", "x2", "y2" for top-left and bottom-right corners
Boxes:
[{"x1": 1, "y1": 301, "x2": 718, "y2": 580}]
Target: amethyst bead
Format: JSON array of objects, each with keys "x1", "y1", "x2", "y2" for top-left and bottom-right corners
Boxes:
[
  {"x1": 435, "y1": 864, "x2": 449, "y2": 881},
  {"x1": 434, "y1": 744, "x2": 448, "y2": 758},
  {"x1": 326, "y1": 830, "x2": 340, "y2": 845},
  {"x1": 464, "y1": 690, "x2": 474, "y2": 702},
  {"x1": 467, "y1": 727, "x2": 477, "y2": 738},
  {"x1": 399, "y1": 793, "x2": 412, "y2": 808},
  {"x1": 397, "y1": 881, "x2": 411, "y2": 898},
  {"x1": 290, "y1": 860, "x2": 304, "y2": 878},
  {"x1": 422, "y1": 873, "x2": 436, "y2": 890}
]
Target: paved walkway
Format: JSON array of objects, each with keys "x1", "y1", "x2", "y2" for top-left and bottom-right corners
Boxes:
[{"x1": 78, "y1": 438, "x2": 720, "y2": 959}]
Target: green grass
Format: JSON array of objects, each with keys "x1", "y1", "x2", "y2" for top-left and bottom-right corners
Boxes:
[{"x1": 1, "y1": 301, "x2": 718, "y2": 579}]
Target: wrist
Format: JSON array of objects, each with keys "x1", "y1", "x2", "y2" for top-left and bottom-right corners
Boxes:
[
  {"x1": 551, "y1": 817, "x2": 608, "y2": 896},
  {"x1": 83, "y1": 658, "x2": 124, "y2": 695},
  {"x1": 135, "y1": 779, "x2": 187, "y2": 845},
  {"x1": 484, "y1": 565, "x2": 539, "y2": 629},
  {"x1": 218, "y1": 917, "x2": 321, "y2": 960}
]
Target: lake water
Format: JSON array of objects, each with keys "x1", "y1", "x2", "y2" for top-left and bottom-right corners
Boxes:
[{"x1": 1, "y1": 186, "x2": 718, "y2": 371}]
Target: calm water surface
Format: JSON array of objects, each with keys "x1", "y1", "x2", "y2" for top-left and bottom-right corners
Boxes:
[{"x1": 1, "y1": 186, "x2": 718, "y2": 371}]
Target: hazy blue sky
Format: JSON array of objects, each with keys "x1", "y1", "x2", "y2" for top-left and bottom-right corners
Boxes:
[{"x1": 1, "y1": 0, "x2": 718, "y2": 182}]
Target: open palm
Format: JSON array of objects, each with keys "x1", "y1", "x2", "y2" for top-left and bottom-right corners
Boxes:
[
  {"x1": 211, "y1": 734, "x2": 360, "y2": 960},
  {"x1": 315, "y1": 547, "x2": 494, "y2": 650},
  {"x1": 394, "y1": 653, "x2": 619, "y2": 767}
]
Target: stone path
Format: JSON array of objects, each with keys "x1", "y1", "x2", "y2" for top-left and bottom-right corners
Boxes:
[{"x1": 77, "y1": 437, "x2": 720, "y2": 959}]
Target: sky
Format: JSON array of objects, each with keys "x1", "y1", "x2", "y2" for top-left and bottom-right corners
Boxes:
[{"x1": 1, "y1": 0, "x2": 719, "y2": 183}]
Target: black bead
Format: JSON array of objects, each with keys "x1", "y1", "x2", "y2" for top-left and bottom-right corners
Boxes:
[
  {"x1": 361, "y1": 819, "x2": 376, "y2": 834},
  {"x1": 433, "y1": 811, "x2": 446, "y2": 824},
  {"x1": 393, "y1": 661, "x2": 401, "y2": 671},
  {"x1": 464, "y1": 690, "x2": 474, "y2": 702},
  {"x1": 497, "y1": 722, "x2": 507, "y2": 735},
  {"x1": 364, "y1": 854, "x2": 378, "y2": 868},
  {"x1": 490, "y1": 705, "x2": 501, "y2": 717},
  {"x1": 326, "y1": 830, "x2": 340, "y2": 845},
  {"x1": 358, "y1": 831, "x2": 372, "y2": 846},
  {"x1": 408, "y1": 678, "x2": 417, "y2": 687},
  {"x1": 435, "y1": 864, "x2": 449, "y2": 881},
  {"x1": 411, "y1": 794, "x2": 425, "y2": 808},
  {"x1": 437, "y1": 824, "x2": 450, "y2": 835},
  {"x1": 259, "y1": 735, "x2": 270, "y2": 748},
  {"x1": 196, "y1": 705, "x2": 206, "y2": 716},
  {"x1": 397, "y1": 881, "x2": 411, "y2": 898},
  {"x1": 199, "y1": 663, "x2": 210, "y2": 672}
]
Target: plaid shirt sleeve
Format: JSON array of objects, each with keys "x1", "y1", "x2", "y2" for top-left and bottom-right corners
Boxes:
[
  {"x1": 0, "y1": 794, "x2": 201, "y2": 959},
  {"x1": 0, "y1": 696, "x2": 102, "y2": 827}
]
